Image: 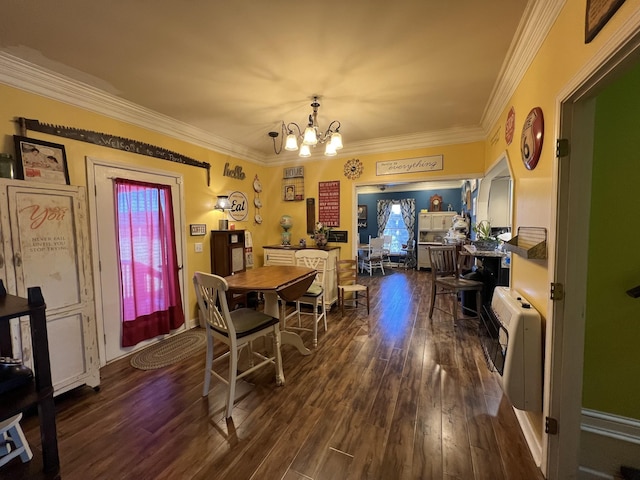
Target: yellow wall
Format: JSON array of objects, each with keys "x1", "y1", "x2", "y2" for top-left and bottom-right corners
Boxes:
[
  {"x1": 267, "y1": 142, "x2": 485, "y2": 260},
  {"x1": 482, "y1": 0, "x2": 640, "y2": 425},
  {"x1": 0, "y1": 83, "x2": 272, "y2": 322},
  {"x1": 0, "y1": 83, "x2": 485, "y2": 324}
]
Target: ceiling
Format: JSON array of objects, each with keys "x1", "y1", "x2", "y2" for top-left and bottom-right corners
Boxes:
[{"x1": 0, "y1": 1, "x2": 539, "y2": 164}]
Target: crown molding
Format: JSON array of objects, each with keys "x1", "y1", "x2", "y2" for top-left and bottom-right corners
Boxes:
[
  {"x1": 481, "y1": 0, "x2": 565, "y2": 135},
  {"x1": 0, "y1": 53, "x2": 266, "y2": 164}
]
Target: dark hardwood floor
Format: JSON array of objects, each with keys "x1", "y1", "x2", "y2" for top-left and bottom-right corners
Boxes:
[{"x1": 4, "y1": 268, "x2": 544, "y2": 480}]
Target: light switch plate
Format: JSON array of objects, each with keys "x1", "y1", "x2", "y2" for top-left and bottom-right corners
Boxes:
[{"x1": 194, "y1": 243, "x2": 203, "y2": 253}]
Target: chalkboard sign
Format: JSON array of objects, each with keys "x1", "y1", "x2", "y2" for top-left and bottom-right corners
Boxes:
[{"x1": 328, "y1": 230, "x2": 348, "y2": 243}]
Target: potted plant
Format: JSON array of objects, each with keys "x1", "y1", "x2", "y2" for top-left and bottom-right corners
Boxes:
[{"x1": 472, "y1": 220, "x2": 498, "y2": 250}]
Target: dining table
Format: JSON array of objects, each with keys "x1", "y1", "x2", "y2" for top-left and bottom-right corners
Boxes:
[{"x1": 225, "y1": 265, "x2": 317, "y2": 355}]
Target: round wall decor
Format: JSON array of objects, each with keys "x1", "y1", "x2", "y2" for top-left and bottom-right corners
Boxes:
[
  {"x1": 520, "y1": 107, "x2": 544, "y2": 170},
  {"x1": 227, "y1": 191, "x2": 248, "y2": 221},
  {"x1": 344, "y1": 158, "x2": 363, "y2": 180}
]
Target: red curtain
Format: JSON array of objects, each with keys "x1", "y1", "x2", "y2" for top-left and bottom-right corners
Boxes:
[{"x1": 114, "y1": 178, "x2": 185, "y2": 347}]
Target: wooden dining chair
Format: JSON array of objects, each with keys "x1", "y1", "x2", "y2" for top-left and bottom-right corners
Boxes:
[
  {"x1": 193, "y1": 271, "x2": 284, "y2": 418},
  {"x1": 336, "y1": 259, "x2": 370, "y2": 326},
  {"x1": 427, "y1": 245, "x2": 483, "y2": 324}
]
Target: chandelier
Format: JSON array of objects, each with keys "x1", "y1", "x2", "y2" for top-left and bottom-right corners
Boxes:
[{"x1": 269, "y1": 96, "x2": 343, "y2": 157}]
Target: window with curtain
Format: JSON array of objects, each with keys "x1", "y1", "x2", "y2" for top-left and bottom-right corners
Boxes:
[
  {"x1": 377, "y1": 198, "x2": 415, "y2": 254},
  {"x1": 115, "y1": 178, "x2": 184, "y2": 347},
  {"x1": 383, "y1": 204, "x2": 409, "y2": 253}
]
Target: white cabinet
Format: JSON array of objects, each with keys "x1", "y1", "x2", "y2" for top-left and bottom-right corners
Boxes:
[
  {"x1": 263, "y1": 246, "x2": 340, "y2": 309},
  {"x1": 418, "y1": 212, "x2": 456, "y2": 231},
  {"x1": 417, "y1": 212, "x2": 456, "y2": 269},
  {"x1": 1, "y1": 179, "x2": 100, "y2": 396}
]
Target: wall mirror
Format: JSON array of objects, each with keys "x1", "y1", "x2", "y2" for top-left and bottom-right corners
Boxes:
[{"x1": 476, "y1": 151, "x2": 513, "y2": 231}]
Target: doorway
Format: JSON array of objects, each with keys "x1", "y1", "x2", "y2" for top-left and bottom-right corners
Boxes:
[
  {"x1": 546, "y1": 32, "x2": 640, "y2": 479},
  {"x1": 87, "y1": 157, "x2": 187, "y2": 365}
]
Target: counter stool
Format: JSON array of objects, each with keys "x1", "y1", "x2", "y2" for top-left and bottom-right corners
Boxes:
[{"x1": 0, "y1": 413, "x2": 33, "y2": 467}]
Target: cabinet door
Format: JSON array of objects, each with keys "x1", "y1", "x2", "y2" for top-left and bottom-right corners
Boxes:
[
  {"x1": 263, "y1": 248, "x2": 295, "y2": 266},
  {"x1": 1, "y1": 182, "x2": 99, "y2": 395},
  {"x1": 418, "y1": 213, "x2": 433, "y2": 230}
]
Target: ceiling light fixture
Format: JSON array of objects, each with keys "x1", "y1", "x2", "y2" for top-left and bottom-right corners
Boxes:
[{"x1": 269, "y1": 96, "x2": 343, "y2": 157}]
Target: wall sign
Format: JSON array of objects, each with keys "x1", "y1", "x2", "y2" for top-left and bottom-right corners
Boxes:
[
  {"x1": 327, "y1": 230, "x2": 348, "y2": 243},
  {"x1": 17, "y1": 117, "x2": 211, "y2": 184},
  {"x1": 505, "y1": 106, "x2": 516, "y2": 146},
  {"x1": 376, "y1": 155, "x2": 443, "y2": 176},
  {"x1": 521, "y1": 107, "x2": 544, "y2": 171},
  {"x1": 223, "y1": 162, "x2": 246, "y2": 180},
  {"x1": 227, "y1": 191, "x2": 248, "y2": 221},
  {"x1": 190, "y1": 224, "x2": 206, "y2": 236},
  {"x1": 283, "y1": 166, "x2": 304, "y2": 178},
  {"x1": 318, "y1": 181, "x2": 340, "y2": 227}
]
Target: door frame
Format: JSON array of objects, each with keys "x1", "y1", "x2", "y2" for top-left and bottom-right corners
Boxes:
[
  {"x1": 545, "y1": 21, "x2": 640, "y2": 479},
  {"x1": 85, "y1": 156, "x2": 188, "y2": 366}
]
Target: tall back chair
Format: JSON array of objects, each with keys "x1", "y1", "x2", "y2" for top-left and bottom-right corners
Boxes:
[
  {"x1": 336, "y1": 259, "x2": 370, "y2": 327},
  {"x1": 193, "y1": 271, "x2": 284, "y2": 418},
  {"x1": 427, "y1": 245, "x2": 483, "y2": 324},
  {"x1": 382, "y1": 235, "x2": 393, "y2": 267},
  {"x1": 283, "y1": 249, "x2": 329, "y2": 347},
  {"x1": 361, "y1": 236, "x2": 385, "y2": 276}
]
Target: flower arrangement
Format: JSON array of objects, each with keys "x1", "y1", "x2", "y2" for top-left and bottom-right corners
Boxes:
[{"x1": 311, "y1": 222, "x2": 331, "y2": 247}]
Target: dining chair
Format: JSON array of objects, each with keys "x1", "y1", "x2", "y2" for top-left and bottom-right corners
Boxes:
[
  {"x1": 336, "y1": 259, "x2": 370, "y2": 327},
  {"x1": 283, "y1": 249, "x2": 329, "y2": 347},
  {"x1": 361, "y1": 236, "x2": 385, "y2": 276},
  {"x1": 400, "y1": 240, "x2": 416, "y2": 269},
  {"x1": 193, "y1": 271, "x2": 284, "y2": 418},
  {"x1": 382, "y1": 234, "x2": 393, "y2": 267},
  {"x1": 427, "y1": 245, "x2": 483, "y2": 324}
]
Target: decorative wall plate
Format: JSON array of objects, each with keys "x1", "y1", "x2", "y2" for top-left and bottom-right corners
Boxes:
[
  {"x1": 344, "y1": 158, "x2": 363, "y2": 180},
  {"x1": 521, "y1": 107, "x2": 544, "y2": 170},
  {"x1": 254, "y1": 214, "x2": 263, "y2": 224},
  {"x1": 253, "y1": 175, "x2": 262, "y2": 193},
  {"x1": 254, "y1": 197, "x2": 262, "y2": 208}
]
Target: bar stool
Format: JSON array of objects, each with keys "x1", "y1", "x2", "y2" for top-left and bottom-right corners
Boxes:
[{"x1": 0, "y1": 413, "x2": 33, "y2": 467}]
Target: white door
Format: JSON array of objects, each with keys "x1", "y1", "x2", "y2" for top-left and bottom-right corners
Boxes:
[{"x1": 88, "y1": 159, "x2": 186, "y2": 364}]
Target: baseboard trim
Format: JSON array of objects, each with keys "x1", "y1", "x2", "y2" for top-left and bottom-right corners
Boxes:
[
  {"x1": 514, "y1": 408, "x2": 543, "y2": 467},
  {"x1": 579, "y1": 409, "x2": 640, "y2": 479}
]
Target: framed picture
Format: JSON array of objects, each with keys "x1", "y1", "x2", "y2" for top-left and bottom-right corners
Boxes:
[
  {"x1": 284, "y1": 184, "x2": 295, "y2": 201},
  {"x1": 357, "y1": 205, "x2": 367, "y2": 228},
  {"x1": 13, "y1": 136, "x2": 70, "y2": 185}
]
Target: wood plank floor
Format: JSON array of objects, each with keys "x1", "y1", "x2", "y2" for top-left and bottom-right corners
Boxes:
[{"x1": 5, "y1": 268, "x2": 544, "y2": 480}]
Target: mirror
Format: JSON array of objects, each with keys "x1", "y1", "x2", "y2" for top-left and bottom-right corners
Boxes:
[{"x1": 476, "y1": 151, "x2": 513, "y2": 231}]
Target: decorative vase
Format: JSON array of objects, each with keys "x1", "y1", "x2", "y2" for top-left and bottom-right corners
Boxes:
[{"x1": 314, "y1": 234, "x2": 327, "y2": 248}]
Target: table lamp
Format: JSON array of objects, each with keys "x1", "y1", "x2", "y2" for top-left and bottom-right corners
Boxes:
[{"x1": 214, "y1": 195, "x2": 230, "y2": 230}]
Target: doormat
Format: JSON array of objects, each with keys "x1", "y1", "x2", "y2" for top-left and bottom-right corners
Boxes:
[{"x1": 130, "y1": 329, "x2": 207, "y2": 370}]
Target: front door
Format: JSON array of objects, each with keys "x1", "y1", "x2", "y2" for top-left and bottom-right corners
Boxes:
[{"x1": 88, "y1": 159, "x2": 186, "y2": 364}]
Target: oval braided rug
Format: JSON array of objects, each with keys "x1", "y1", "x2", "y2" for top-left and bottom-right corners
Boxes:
[{"x1": 130, "y1": 329, "x2": 207, "y2": 370}]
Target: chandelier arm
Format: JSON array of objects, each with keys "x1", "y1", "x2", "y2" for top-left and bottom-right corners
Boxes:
[
  {"x1": 269, "y1": 122, "x2": 287, "y2": 154},
  {"x1": 286, "y1": 122, "x2": 304, "y2": 138}
]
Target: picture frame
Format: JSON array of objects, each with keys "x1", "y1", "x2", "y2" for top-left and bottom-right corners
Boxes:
[
  {"x1": 585, "y1": 0, "x2": 626, "y2": 43},
  {"x1": 284, "y1": 184, "x2": 295, "y2": 201},
  {"x1": 357, "y1": 204, "x2": 367, "y2": 229},
  {"x1": 13, "y1": 136, "x2": 70, "y2": 185}
]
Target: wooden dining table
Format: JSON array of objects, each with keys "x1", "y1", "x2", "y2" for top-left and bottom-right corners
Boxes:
[{"x1": 225, "y1": 265, "x2": 316, "y2": 355}]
